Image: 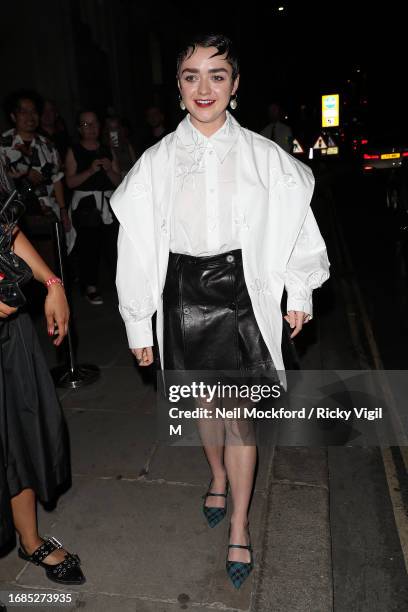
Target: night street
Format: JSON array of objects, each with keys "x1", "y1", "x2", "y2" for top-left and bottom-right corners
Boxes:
[
  {"x1": 2, "y1": 2, "x2": 408, "y2": 611},
  {"x1": 2, "y1": 160, "x2": 408, "y2": 611}
]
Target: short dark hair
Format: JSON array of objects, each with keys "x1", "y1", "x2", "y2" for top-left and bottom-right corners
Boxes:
[
  {"x1": 3, "y1": 89, "x2": 44, "y2": 119},
  {"x1": 75, "y1": 109, "x2": 101, "y2": 126},
  {"x1": 176, "y1": 33, "x2": 239, "y2": 81}
]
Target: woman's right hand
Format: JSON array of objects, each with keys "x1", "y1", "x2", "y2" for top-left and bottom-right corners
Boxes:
[
  {"x1": 0, "y1": 300, "x2": 18, "y2": 319},
  {"x1": 131, "y1": 347, "x2": 154, "y2": 366},
  {"x1": 90, "y1": 159, "x2": 102, "y2": 174}
]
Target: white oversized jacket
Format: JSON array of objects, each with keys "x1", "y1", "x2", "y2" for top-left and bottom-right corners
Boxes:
[{"x1": 110, "y1": 113, "x2": 330, "y2": 386}]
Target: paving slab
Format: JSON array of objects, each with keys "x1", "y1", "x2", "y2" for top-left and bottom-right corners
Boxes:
[
  {"x1": 0, "y1": 552, "x2": 26, "y2": 584},
  {"x1": 252, "y1": 482, "x2": 332, "y2": 612},
  {"x1": 67, "y1": 592, "x2": 243, "y2": 612},
  {"x1": 329, "y1": 447, "x2": 408, "y2": 612},
  {"x1": 61, "y1": 367, "x2": 152, "y2": 412},
  {"x1": 273, "y1": 447, "x2": 328, "y2": 487},
  {"x1": 147, "y1": 443, "x2": 273, "y2": 493},
  {"x1": 65, "y1": 409, "x2": 157, "y2": 478},
  {"x1": 13, "y1": 477, "x2": 264, "y2": 611}
]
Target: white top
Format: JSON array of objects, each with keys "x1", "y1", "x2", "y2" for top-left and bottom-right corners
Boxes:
[
  {"x1": 110, "y1": 112, "x2": 330, "y2": 385},
  {"x1": 170, "y1": 113, "x2": 241, "y2": 256}
]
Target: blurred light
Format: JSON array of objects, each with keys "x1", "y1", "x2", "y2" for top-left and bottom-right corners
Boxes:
[
  {"x1": 361, "y1": 139, "x2": 368, "y2": 145},
  {"x1": 363, "y1": 153, "x2": 379, "y2": 159},
  {"x1": 364, "y1": 165, "x2": 374, "y2": 170},
  {"x1": 278, "y1": 6, "x2": 285, "y2": 10},
  {"x1": 402, "y1": 152, "x2": 408, "y2": 157}
]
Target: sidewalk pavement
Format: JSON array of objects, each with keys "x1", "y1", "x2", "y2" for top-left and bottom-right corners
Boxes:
[{"x1": 0, "y1": 226, "x2": 342, "y2": 611}]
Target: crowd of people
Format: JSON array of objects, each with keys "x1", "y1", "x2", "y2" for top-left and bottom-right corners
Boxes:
[{"x1": 0, "y1": 92, "x2": 169, "y2": 305}]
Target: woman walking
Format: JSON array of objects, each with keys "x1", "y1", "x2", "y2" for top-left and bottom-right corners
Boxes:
[{"x1": 111, "y1": 34, "x2": 330, "y2": 588}]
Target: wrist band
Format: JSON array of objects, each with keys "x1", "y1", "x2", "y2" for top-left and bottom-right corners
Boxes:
[{"x1": 45, "y1": 277, "x2": 63, "y2": 288}]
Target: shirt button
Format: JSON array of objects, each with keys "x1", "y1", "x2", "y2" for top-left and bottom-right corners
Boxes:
[
  {"x1": 210, "y1": 188, "x2": 215, "y2": 193},
  {"x1": 226, "y1": 254, "x2": 235, "y2": 263},
  {"x1": 208, "y1": 150, "x2": 214, "y2": 155},
  {"x1": 183, "y1": 307, "x2": 190, "y2": 314}
]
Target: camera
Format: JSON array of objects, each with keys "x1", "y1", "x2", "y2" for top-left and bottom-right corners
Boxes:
[{"x1": 41, "y1": 161, "x2": 54, "y2": 184}]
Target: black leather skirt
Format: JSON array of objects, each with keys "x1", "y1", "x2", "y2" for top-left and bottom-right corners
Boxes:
[{"x1": 162, "y1": 249, "x2": 278, "y2": 377}]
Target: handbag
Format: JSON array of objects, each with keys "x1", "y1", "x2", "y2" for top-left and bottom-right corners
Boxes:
[
  {"x1": 0, "y1": 188, "x2": 33, "y2": 308},
  {"x1": 0, "y1": 248, "x2": 33, "y2": 307},
  {"x1": 72, "y1": 193, "x2": 103, "y2": 229}
]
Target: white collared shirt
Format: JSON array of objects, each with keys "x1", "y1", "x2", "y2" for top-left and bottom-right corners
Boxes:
[
  {"x1": 110, "y1": 112, "x2": 330, "y2": 384},
  {"x1": 170, "y1": 112, "x2": 241, "y2": 255}
]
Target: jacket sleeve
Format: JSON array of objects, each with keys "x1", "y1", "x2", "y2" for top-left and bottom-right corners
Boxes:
[
  {"x1": 110, "y1": 153, "x2": 158, "y2": 349},
  {"x1": 284, "y1": 206, "x2": 330, "y2": 318}
]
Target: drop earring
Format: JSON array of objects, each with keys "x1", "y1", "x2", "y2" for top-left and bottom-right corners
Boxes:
[
  {"x1": 229, "y1": 95, "x2": 238, "y2": 110},
  {"x1": 179, "y1": 96, "x2": 186, "y2": 111}
]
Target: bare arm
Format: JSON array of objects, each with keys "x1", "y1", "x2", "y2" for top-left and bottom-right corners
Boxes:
[
  {"x1": 102, "y1": 151, "x2": 121, "y2": 186},
  {"x1": 11, "y1": 229, "x2": 70, "y2": 345},
  {"x1": 13, "y1": 228, "x2": 55, "y2": 283},
  {"x1": 65, "y1": 147, "x2": 99, "y2": 189}
]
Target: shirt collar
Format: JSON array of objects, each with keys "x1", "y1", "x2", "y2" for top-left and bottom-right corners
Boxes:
[
  {"x1": 5, "y1": 128, "x2": 39, "y2": 147},
  {"x1": 176, "y1": 110, "x2": 240, "y2": 163}
]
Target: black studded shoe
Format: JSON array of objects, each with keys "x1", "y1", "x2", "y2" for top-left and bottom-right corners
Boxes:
[
  {"x1": 18, "y1": 536, "x2": 86, "y2": 585},
  {"x1": 202, "y1": 479, "x2": 228, "y2": 528}
]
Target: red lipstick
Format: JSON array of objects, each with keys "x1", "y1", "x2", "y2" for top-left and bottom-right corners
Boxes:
[{"x1": 194, "y1": 100, "x2": 215, "y2": 108}]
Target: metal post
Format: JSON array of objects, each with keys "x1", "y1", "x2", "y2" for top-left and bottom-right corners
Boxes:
[{"x1": 50, "y1": 220, "x2": 100, "y2": 388}]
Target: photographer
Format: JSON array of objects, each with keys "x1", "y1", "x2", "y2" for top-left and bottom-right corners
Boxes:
[
  {"x1": 0, "y1": 90, "x2": 73, "y2": 264},
  {"x1": 65, "y1": 110, "x2": 121, "y2": 305}
]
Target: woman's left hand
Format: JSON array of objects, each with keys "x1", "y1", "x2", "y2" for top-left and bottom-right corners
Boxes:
[
  {"x1": 44, "y1": 285, "x2": 70, "y2": 346},
  {"x1": 284, "y1": 310, "x2": 311, "y2": 338}
]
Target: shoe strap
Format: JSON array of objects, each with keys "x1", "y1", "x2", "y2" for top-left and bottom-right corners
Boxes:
[
  {"x1": 228, "y1": 543, "x2": 252, "y2": 550},
  {"x1": 25, "y1": 536, "x2": 62, "y2": 565},
  {"x1": 205, "y1": 491, "x2": 227, "y2": 497}
]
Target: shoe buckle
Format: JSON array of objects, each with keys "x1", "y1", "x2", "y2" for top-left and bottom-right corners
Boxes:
[{"x1": 48, "y1": 536, "x2": 63, "y2": 549}]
